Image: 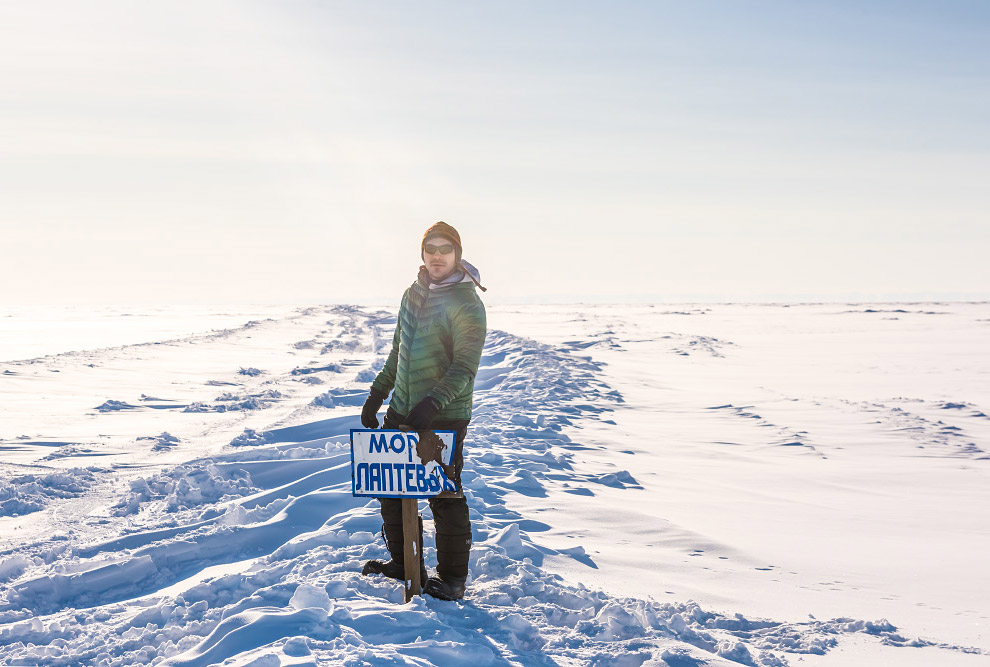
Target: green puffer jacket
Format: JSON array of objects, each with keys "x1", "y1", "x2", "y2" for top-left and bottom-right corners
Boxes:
[{"x1": 371, "y1": 261, "x2": 487, "y2": 421}]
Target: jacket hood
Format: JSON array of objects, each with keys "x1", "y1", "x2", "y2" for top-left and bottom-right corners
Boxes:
[{"x1": 457, "y1": 260, "x2": 481, "y2": 286}]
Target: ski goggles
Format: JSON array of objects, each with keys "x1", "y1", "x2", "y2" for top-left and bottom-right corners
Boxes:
[{"x1": 424, "y1": 243, "x2": 455, "y2": 255}]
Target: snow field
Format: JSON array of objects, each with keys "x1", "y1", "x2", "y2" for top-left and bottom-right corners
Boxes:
[{"x1": 0, "y1": 304, "x2": 987, "y2": 665}]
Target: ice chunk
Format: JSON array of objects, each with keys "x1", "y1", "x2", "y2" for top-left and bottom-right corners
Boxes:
[{"x1": 288, "y1": 583, "x2": 331, "y2": 612}]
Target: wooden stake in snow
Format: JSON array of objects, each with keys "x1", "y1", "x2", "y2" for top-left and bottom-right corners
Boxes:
[{"x1": 402, "y1": 498, "x2": 422, "y2": 602}]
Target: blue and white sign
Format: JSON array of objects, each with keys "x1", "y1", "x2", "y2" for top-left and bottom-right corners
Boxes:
[{"x1": 350, "y1": 429, "x2": 457, "y2": 499}]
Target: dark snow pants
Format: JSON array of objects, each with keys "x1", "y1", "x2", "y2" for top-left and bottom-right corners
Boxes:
[{"x1": 378, "y1": 407, "x2": 472, "y2": 581}]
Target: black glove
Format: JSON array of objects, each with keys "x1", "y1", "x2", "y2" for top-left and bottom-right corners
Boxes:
[
  {"x1": 404, "y1": 396, "x2": 441, "y2": 431},
  {"x1": 361, "y1": 388, "x2": 387, "y2": 428}
]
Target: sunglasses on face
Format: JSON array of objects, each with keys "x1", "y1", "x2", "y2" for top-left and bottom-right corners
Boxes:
[{"x1": 424, "y1": 243, "x2": 455, "y2": 255}]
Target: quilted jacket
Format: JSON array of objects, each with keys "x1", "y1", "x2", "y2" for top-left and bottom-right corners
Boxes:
[{"x1": 371, "y1": 261, "x2": 487, "y2": 421}]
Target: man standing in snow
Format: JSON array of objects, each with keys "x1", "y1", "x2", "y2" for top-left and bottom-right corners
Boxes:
[{"x1": 360, "y1": 221, "x2": 487, "y2": 601}]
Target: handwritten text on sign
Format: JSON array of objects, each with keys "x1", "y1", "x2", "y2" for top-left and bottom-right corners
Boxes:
[{"x1": 350, "y1": 429, "x2": 457, "y2": 498}]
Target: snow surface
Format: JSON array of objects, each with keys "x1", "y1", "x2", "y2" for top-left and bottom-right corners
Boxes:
[{"x1": 1, "y1": 303, "x2": 988, "y2": 666}]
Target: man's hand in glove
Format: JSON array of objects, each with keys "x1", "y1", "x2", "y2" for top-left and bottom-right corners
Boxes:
[
  {"x1": 361, "y1": 389, "x2": 387, "y2": 429},
  {"x1": 404, "y1": 396, "x2": 441, "y2": 431}
]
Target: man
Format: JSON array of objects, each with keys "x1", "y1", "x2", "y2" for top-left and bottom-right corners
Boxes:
[{"x1": 360, "y1": 221, "x2": 487, "y2": 601}]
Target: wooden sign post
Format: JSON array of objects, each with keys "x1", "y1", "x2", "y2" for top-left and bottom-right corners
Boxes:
[
  {"x1": 401, "y1": 498, "x2": 422, "y2": 602},
  {"x1": 350, "y1": 428, "x2": 457, "y2": 603}
]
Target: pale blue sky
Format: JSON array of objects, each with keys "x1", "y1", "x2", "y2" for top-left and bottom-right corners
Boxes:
[{"x1": 1, "y1": 1, "x2": 987, "y2": 304}]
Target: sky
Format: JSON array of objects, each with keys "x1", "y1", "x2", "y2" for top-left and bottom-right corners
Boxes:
[{"x1": 1, "y1": 1, "x2": 988, "y2": 305}]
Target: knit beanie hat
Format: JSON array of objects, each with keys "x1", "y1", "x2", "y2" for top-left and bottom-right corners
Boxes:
[{"x1": 422, "y1": 221, "x2": 462, "y2": 262}]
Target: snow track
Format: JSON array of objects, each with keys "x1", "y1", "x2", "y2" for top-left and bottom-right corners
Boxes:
[{"x1": 1, "y1": 304, "x2": 987, "y2": 666}]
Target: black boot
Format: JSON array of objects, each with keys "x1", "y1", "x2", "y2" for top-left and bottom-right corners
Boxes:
[
  {"x1": 425, "y1": 531, "x2": 472, "y2": 600},
  {"x1": 426, "y1": 497, "x2": 472, "y2": 600},
  {"x1": 362, "y1": 516, "x2": 426, "y2": 584},
  {"x1": 361, "y1": 557, "x2": 404, "y2": 580},
  {"x1": 423, "y1": 574, "x2": 467, "y2": 601},
  {"x1": 419, "y1": 525, "x2": 472, "y2": 600}
]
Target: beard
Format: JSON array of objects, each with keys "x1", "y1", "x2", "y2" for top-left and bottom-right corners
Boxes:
[{"x1": 428, "y1": 264, "x2": 458, "y2": 283}]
